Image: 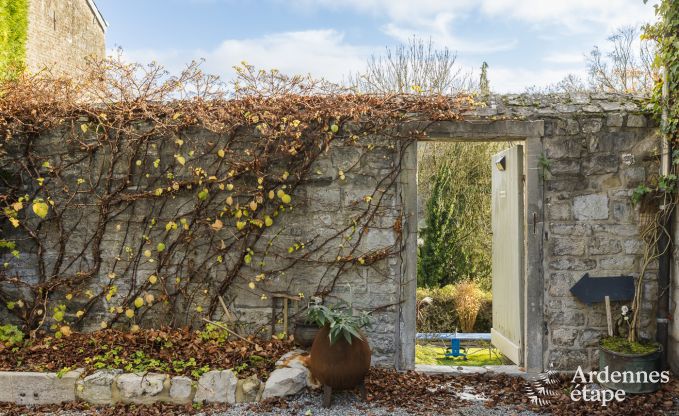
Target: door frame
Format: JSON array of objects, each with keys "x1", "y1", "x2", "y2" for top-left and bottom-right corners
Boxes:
[{"x1": 396, "y1": 120, "x2": 545, "y2": 373}]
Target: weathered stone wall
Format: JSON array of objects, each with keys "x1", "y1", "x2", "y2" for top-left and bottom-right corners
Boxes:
[
  {"x1": 25, "y1": 0, "x2": 105, "y2": 75},
  {"x1": 0, "y1": 125, "x2": 403, "y2": 366},
  {"x1": 0, "y1": 93, "x2": 668, "y2": 371},
  {"x1": 481, "y1": 93, "x2": 659, "y2": 370}
]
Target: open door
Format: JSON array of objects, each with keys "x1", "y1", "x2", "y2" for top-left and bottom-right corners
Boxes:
[{"x1": 490, "y1": 145, "x2": 525, "y2": 365}]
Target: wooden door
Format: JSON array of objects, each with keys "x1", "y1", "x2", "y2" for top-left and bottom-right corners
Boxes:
[{"x1": 490, "y1": 145, "x2": 524, "y2": 365}]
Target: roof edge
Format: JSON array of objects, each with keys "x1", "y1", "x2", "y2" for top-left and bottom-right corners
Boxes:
[{"x1": 86, "y1": 0, "x2": 108, "y2": 33}]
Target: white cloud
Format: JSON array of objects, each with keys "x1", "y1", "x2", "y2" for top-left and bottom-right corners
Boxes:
[
  {"x1": 296, "y1": 0, "x2": 654, "y2": 30},
  {"x1": 381, "y1": 14, "x2": 518, "y2": 54},
  {"x1": 292, "y1": 0, "x2": 655, "y2": 41},
  {"x1": 489, "y1": 66, "x2": 588, "y2": 93},
  {"x1": 543, "y1": 52, "x2": 586, "y2": 65},
  {"x1": 114, "y1": 29, "x2": 369, "y2": 83},
  {"x1": 477, "y1": 0, "x2": 654, "y2": 33}
]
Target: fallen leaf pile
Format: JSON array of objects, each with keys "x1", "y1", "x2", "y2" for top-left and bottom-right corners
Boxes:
[
  {"x1": 364, "y1": 368, "x2": 678, "y2": 416},
  {"x1": 0, "y1": 328, "x2": 293, "y2": 379}
]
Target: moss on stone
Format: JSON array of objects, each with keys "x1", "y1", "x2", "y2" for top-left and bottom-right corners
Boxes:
[{"x1": 600, "y1": 336, "x2": 660, "y2": 355}]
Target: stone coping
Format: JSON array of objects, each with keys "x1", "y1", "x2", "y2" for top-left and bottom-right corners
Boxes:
[{"x1": 0, "y1": 350, "x2": 314, "y2": 406}]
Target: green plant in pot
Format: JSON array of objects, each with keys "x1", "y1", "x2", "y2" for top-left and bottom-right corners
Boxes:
[
  {"x1": 598, "y1": 303, "x2": 663, "y2": 394},
  {"x1": 598, "y1": 187, "x2": 668, "y2": 394},
  {"x1": 307, "y1": 300, "x2": 372, "y2": 408}
]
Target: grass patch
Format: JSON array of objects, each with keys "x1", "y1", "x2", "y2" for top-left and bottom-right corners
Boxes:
[
  {"x1": 415, "y1": 343, "x2": 504, "y2": 367},
  {"x1": 0, "y1": 0, "x2": 29, "y2": 77}
]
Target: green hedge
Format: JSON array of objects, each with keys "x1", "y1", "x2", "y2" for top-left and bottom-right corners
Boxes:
[
  {"x1": 416, "y1": 285, "x2": 492, "y2": 333},
  {"x1": 0, "y1": 0, "x2": 29, "y2": 77}
]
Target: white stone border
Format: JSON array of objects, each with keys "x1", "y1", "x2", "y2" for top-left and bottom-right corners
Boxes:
[{"x1": 0, "y1": 350, "x2": 312, "y2": 406}]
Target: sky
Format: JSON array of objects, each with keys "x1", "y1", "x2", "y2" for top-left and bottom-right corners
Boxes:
[{"x1": 95, "y1": 0, "x2": 657, "y2": 93}]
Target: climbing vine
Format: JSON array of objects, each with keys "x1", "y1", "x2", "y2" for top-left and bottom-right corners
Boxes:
[
  {"x1": 622, "y1": 0, "x2": 679, "y2": 344},
  {"x1": 0, "y1": 58, "x2": 474, "y2": 337}
]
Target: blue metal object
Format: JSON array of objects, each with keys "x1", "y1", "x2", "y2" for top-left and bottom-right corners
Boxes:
[
  {"x1": 416, "y1": 333, "x2": 492, "y2": 360},
  {"x1": 445, "y1": 338, "x2": 467, "y2": 359}
]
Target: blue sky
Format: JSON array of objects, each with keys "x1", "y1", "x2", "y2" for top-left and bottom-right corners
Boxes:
[{"x1": 96, "y1": 0, "x2": 657, "y2": 93}]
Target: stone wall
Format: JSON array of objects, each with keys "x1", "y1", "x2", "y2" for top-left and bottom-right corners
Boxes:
[
  {"x1": 0, "y1": 93, "x2": 668, "y2": 371},
  {"x1": 480, "y1": 94, "x2": 659, "y2": 370},
  {"x1": 0, "y1": 125, "x2": 403, "y2": 366},
  {"x1": 24, "y1": 0, "x2": 106, "y2": 75}
]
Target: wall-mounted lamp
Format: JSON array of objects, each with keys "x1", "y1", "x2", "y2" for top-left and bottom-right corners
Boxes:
[{"x1": 495, "y1": 155, "x2": 506, "y2": 171}]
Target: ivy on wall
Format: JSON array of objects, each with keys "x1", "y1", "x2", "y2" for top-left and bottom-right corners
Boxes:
[
  {"x1": 644, "y1": 0, "x2": 678, "y2": 141},
  {"x1": 0, "y1": 0, "x2": 29, "y2": 78},
  {"x1": 0, "y1": 59, "x2": 474, "y2": 337}
]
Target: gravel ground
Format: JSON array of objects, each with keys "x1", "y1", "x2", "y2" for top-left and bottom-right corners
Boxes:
[
  {"x1": 0, "y1": 391, "x2": 543, "y2": 416},
  {"x1": 208, "y1": 390, "x2": 543, "y2": 416}
]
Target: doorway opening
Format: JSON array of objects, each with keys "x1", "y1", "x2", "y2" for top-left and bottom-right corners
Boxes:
[
  {"x1": 397, "y1": 119, "x2": 545, "y2": 373},
  {"x1": 415, "y1": 140, "x2": 521, "y2": 368}
]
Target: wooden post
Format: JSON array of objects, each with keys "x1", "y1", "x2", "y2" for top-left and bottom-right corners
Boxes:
[
  {"x1": 283, "y1": 298, "x2": 289, "y2": 337},
  {"x1": 270, "y1": 293, "x2": 301, "y2": 338},
  {"x1": 605, "y1": 296, "x2": 613, "y2": 337}
]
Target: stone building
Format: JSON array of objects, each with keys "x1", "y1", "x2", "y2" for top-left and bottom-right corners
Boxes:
[{"x1": 24, "y1": 0, "x2": 106, "y2": 75}]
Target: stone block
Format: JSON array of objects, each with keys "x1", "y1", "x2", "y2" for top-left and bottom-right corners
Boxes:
[
  {"x1": 591, "y1": 224, "x2": 639, "y2": 237},
  {"x1": 545, "y1": 137, "x2": 584, "y2": 159},
  {"x1": 262, "y1": 367, "x2": 307, "y2": 399},
  {"x1": 611, "y1": 201, "x2": 633, "y2": 224},
  {"x1": 169, "y1": 376, "x2": 194, "y2": 404},
  {"x1": 623, "y1": 239, "x2": 644, "y2": 254},
  {"x1": 581, "y1": 118, "x2": 603, "y2": 133},
  {"x1": 573, "y1": 194, "x2": 609, "y2": 220},
  {"x1": 620, "y1": 167, "x2": 646, "y2": 189},
  {"x1": 587, "y1": 238, "x2": 622, "y2": 255},
  {"x1": 598, "y1": 256, "x2": 635, "y2": 270},
  {"x1": 547, "y1": 202, "x2": 572, "y2": 221},
  {"x1": 236, "y1": 375, "x2": 263, "y2": 403},
  {"x1": 626, "y1": 114, "x2": 647, "y2": 127},
  {"x1": 548, "y1": 349, "x2": 589, "y2": 371},
  {"x1": 275, "y1": 349, "x2": 308, "y2": 368},
  {"x1": 606, "y1": 113, "x2": 624, "y2": 127},
  {"x1": 581, "y1": 328, "x2": 606, "y2": 347},
  {"x1": 583, "y1": 155, "x2": 619, "y2": 175},
  {"x1": 77, "y1": 369, "x2": 121, "y2": 404},
  {"x1": 549, "y1": 159, "x2": 581, "y2": 175},
  {"x1": 551, "y1": 328, "x2": 579, "y2": 346},
  {"x1": 551, "y1": 238, "x2": 585, "y2": 256},
  {"x1": 548, "y1": 309, "x2": 586, "y2": 326},
  {"x1": 549, "y1": 257, "x2": 596, "y2": 271},
  {"x1": 547, "y1": 272, "x2": 578, "y2": 297},
  {"x1": 194, "y1": 370, "x2": 237, "y2": 403},
  {"x1": 549, "y1": 223, "x2": 591, "y2": 236},
  {"x1": 0, "y1": 369, "x2": 83, "y2": 405},
  {"x1": 116, "y1": 373, "x2": 167, "y2": 404}
]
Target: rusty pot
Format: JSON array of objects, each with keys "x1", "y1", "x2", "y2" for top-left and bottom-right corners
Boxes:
[{"x1": 309, "y1": 325, "x2": 371, "y2": 391}]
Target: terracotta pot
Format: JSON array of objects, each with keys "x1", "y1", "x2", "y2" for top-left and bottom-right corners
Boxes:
[
  {"x1": 309, "y1": 325, "x2": 371, "y2": 390},
  {"x1": 293, "y1": 320, "x2": 320, "y2": 348}
]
